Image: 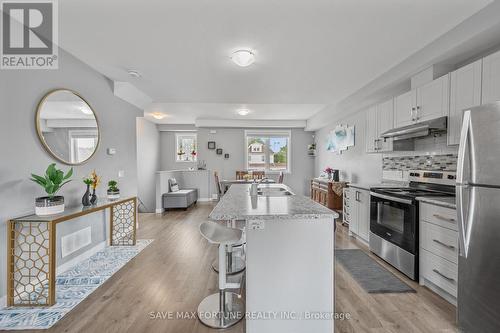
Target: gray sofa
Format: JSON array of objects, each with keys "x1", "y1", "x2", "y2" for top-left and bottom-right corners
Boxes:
[{"x1": 162, "y1": 178, "x2": 198, "y2": 210}]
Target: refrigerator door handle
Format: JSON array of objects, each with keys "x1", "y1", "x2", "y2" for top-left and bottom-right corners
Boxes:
[
  {"x1": 457, "y1": 184, "x2": 476, "y2": 258},
  {"x1": 457, "y1": 111, "x2": 471, "y2": 185},
  {"x1": 457, "y1": 185, "x2": 466, "y2": 257}
]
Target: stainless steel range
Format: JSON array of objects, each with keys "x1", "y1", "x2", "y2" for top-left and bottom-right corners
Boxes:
[{"x1": 369, "y1": 170, "x2": 456, "y2": 280}]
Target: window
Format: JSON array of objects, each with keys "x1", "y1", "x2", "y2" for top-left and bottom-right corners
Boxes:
[
  {"x1": 69, "y1": 130, "x2": 98, "y2": 163},
  {"x1": 176, "y1": 133, "x2": 197, "y2": 162},
  {"x1": 245, "y1": 130, "x2": 291, "y2": 173}
]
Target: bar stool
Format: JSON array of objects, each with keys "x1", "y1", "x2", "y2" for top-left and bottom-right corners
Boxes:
[
  {"x1": 198, "y1": 221, "x2": 245, "y2": 329},
  {"x1": 211, "y1": 220, "x2": 246, "y2": 275}
]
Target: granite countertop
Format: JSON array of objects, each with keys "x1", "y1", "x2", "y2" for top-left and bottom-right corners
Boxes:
[
  {"x1": 416, "y1": 196, "x2": 456, "y2": 209},
  {"x1": 209, "y1": 184, "x2": 338, "y2": 221}
]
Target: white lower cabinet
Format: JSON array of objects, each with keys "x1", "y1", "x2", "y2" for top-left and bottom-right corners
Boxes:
[
  {"x1": 419, "y1": 203, "x2": 458, "y2": 303},
  {"x1": 348, "y1": 187, "x2": 370, "y2": 243}
]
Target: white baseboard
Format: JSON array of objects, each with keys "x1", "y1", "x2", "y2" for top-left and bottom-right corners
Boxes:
[
  {"x1": 0, "y1": 241, "x2": 108, "y2": 307},
  {"x1": 56, "y1": 241, "x2": 107, "y2": 275},
  {"x1": 197, "y1": 197, "x2": 213, "y2": 202},
  {"x1": 155, "y1": 208, "x2": 163, "y2": 214}
]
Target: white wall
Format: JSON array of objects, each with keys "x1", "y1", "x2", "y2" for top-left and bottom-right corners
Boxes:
[
  {"x1": 0, "y1": 48, "x2": 142, "y2": 299},
  {"x1": 160, "y1": 128, "x2": 315, "y2": 196},
  {"x1": 136, "y1": 118, "x2": 160, "y2": 212},
  {"x1": 315, "y1": 111, "x2": 383, "y2": 184},
  {"x1": 314, "y1": 109, "x2": 459, "y2": 184}
]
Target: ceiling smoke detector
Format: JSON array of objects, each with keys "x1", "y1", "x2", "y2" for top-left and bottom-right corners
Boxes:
[{"x1": 231, "y1": 50, "x2": 256, "y2": 67}]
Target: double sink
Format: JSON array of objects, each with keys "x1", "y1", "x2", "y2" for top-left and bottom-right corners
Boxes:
[{"x1": 253, "y1": 184, "x2": 295, "y2": 197}]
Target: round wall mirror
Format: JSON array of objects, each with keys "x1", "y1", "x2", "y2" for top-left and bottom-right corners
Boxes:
[{"x1": 36, "y1": 89, "x2": 99, "y2": 165}]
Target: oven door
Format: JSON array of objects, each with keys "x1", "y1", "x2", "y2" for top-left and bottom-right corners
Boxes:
[{"x1": 369, "y1": 192, "x2": 417, "y2": 254}]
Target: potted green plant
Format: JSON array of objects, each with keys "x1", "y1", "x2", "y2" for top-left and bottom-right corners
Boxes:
[
  {"x1": 30, "y1": 163, "x2": 73, "y2": 216},
  {"x1": 107, "y1": 180, "x2": 120, "y2": 200}
]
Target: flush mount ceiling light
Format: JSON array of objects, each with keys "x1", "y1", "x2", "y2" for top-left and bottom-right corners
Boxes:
[
  {"x1": 127, "y1": 69, "x2": 142, "y2": 78},
  {"x1": 231, "y1": 49, "x2": 255, "y2": 67},
  {"x1": 151, "y1": 112, "x2": 166, "y2": 120},
  {"x1": 237, "y1": 108, "x2": 251, "y2": 116}
]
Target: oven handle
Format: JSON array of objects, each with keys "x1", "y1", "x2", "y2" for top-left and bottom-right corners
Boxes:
[{"x1": 370, "y1": 192, "x2": 413, "y2": 205}]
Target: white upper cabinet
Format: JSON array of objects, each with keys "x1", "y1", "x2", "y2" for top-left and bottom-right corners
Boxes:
[
  {"x1": 482, "y1": 50, "x2": 500, "y2": 105},
  {"x1": 394, "y1": 90, "x2": 416, "y2": 127},
  {"x1": 376, "y1": 98, "x2": 394, "y2": 152},
  {"x1": 365, "y1": 106, "x2": 378, "y2": 153},
  {"x1": 448, "y1": 60, "x2": 482, "y2": 145},
  {"x1": 416, "y1": 74, "x2": 450, "y2": 122},
  {"x1": 394, "y1": 74, "x2": 450, "y2": 127}
]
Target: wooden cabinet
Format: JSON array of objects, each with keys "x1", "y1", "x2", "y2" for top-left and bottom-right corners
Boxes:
[
  {"x1": 419, "y1": 202, "x2": 458, "y2": 303},
  {"x1": 366, "y1": 99, "x2": 395, "y2": 153},
  {"x1": 448, "y1": 60, "x2": 482, "y2": 145},
  {"x1": 376, "y1": 98, "x2": 394, "y2": 152},
  {"x1": 348, "y1": 187, "x2": 370, "y2": 242},
  {"x1": 482, "y1": 50, "x2": 500, "y2": 104},
  {"x1": 365, "y1": 106, "x2": 378, "y2": 153},
  {"x1": 394, "y1": 74, "x2": 450, "y2": 127},
  {"x1": 394, "y1": 90, "x2": 416, "y2": 127},
  {"x1": 310, "y1": 179, "x2": 343, "y2": 210},
  {"x1": 343, "y1": 188, "x2": 351, "y2": 225}
]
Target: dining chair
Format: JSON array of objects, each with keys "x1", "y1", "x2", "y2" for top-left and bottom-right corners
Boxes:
[
  {"x1": 214, "y1": 171, "x2": 223, "y2": 198},
  {"x1": 236, "y1": 170, "x2": 248, "y2": 180},
  {"x1": 278, "y1": 171, "x2": 284, "y2": 184},
  {"x1": 252, "y1": 171, "x2": 265, "y2": 180}
]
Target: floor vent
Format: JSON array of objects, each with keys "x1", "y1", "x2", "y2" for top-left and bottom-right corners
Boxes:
[{"x1": 61, "y1": 227, "x2": 92, "y2": 258}]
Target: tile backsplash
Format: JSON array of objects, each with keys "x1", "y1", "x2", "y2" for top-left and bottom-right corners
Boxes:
[{"x1": 383, "y1": 154, "x2": 458, "y2": 171}]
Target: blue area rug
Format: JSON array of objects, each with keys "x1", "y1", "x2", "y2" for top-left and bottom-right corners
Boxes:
[{"x1": 0, "y1": 239, "x2": 153, "y2": 330}]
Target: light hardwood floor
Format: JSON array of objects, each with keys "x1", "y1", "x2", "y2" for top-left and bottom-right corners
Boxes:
[{"x1": 11, "y1": 203, "x2": 457, "y2": 333}]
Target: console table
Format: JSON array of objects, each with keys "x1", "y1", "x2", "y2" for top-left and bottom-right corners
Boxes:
[
  {"x1": 310, "y1": 178, "x2": 346, "y2": 210},
  {"x1": 7, "y1": 196, "x2": 137, "y2": 307}
]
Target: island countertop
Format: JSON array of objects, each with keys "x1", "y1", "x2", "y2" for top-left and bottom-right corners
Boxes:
[{"x1": 209, "y1": 183, "x2": 338, "y2": 220}]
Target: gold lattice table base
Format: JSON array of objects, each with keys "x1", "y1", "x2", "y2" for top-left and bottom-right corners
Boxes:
[{"x1": 7, "y1": 196, "x2": 137, "y2": 306}]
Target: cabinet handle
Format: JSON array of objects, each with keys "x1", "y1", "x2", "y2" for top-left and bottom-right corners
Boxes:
[
  {"x1": 432, "y1": 239, "x2": 455, "y2": 250},
  {"x1": 411, "y1": 107, "x2": 416, "y2": 121},
  {"x1": 416, "y1": 106, "x2": 420, "y2": 120},
  {"x1": 432, "y1": 269, "x2": 455, "y2": 282},
  {"x1": 433, "y1": 214, "x2": 456, "y2": 223},
  {"x1": 355, "y1": 191, "x2": 360, "y2": 202}
]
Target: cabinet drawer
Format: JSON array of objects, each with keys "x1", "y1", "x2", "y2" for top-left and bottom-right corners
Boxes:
[
  {"x1": 420, "y1": 203, "x2": 457, "y2": 231},
  {"x1": 420, "y1": 249, "x2": 458, "y2": 297},
  {"x1": 420, "y1": 221, "x2": 458, "y2": 264}
]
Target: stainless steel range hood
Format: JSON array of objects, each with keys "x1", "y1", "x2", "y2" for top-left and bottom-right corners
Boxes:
[{"x1": 381, "y1": 116, "x2": 447, "y2": 141}]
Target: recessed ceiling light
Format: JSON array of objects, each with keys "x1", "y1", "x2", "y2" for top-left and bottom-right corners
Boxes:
[
  {"x1": 237, "y1": 108, "x2": 250, "y2": 116},
  {"x1": 231, "y1": 49, "x2": 255, "y2": 67},
  {"x1": 151, "y1": 112, "x2": 166, "y2": 120},
  {"x1": 127, "y1": 69, "x2": 142, "y2": 78}
]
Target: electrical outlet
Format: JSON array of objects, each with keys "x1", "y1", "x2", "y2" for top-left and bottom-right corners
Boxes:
[{"x1": 118, "y1": 170, "x2": 125, "y2": 178}]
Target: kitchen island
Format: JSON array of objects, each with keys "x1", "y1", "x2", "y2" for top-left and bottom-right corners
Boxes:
[{"x1": 210, "y1": 183, "x2": 338, "y2": 333}]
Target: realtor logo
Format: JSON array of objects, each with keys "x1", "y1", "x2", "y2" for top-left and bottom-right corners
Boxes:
[{"x1": 1, "y1": 0, "x2": 58, "y2": 69}]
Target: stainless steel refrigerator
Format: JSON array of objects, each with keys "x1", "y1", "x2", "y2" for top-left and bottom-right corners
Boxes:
[{"x1": 457, "y1": 103, "x2": 500, "y2": 332}]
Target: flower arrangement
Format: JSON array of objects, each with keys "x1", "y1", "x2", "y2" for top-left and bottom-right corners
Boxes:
[
  {"x1": 177, "y1": 148, "x2": 185, "y2": 156},
  {"x1": 90, "y1": 170, "x2": 101, "y2": 190},
  {"x1": 191, "y1": 150, "x2": 197, "y2": 157},
  {"x1": 324, "y1": 167, "x2": 333, "y2": 174}
]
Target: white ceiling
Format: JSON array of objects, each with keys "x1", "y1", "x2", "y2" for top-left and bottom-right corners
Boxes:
[
  {"x1": 145, "y1": 103, "x2": 325, "y2": 124},
  {"x1": 58, "y1": 0, "x2": 492, "y2": 124}
]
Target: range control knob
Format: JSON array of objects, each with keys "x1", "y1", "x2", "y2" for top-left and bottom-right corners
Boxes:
[{"x1": 447, "y1": 175, "x2": 456, "y2": 180}]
